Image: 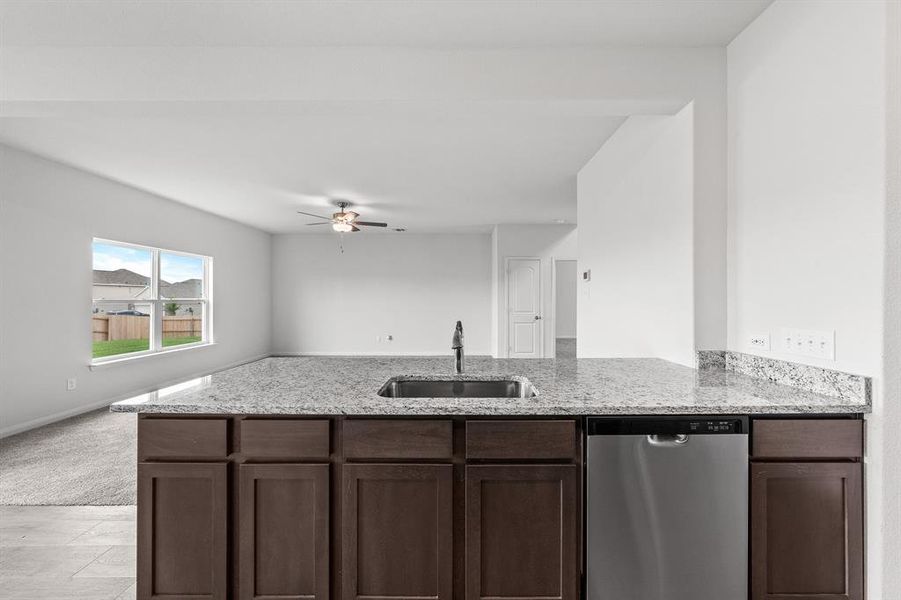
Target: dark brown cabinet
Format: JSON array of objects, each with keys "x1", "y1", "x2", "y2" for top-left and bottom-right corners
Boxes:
[
  {"x1": 343, "y1": 419, "x2": 453, "y2": 460},
  {"x1": 465, "y1": 420, "x2": 576, "y2": 460},
  {"x1": 465, "y1": 465, "x2": 579, "y2": 600},
  {"x1": 342, "y1": 463, "x2": 454, "y2": 600},
  {"x1": 749, "y1": 418, "x2": 865, "y2": 600},
  {"x1": 238, "y1": 463, "x2": 330, "y2": 600},
  {"x1": 752, "y1": 420, "x2": 863, "y2": 460},
  {"x1": 133, "y1": 414, "x2": 869, "y2": 600},
  {"x1": 137, "y1": 462, "x2": 228, "y2": 600},
  {"x1": 239, "y1": 419, "x2": 331, "y2": 460},
  {"x1": 751, "y1": 461, "x2": 864, "y2": 600}
]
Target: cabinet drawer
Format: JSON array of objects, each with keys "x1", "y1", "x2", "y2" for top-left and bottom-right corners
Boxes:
[
  {"x1": 343, "y1": 419, "x2": 453, "y2": 460},
  {"x1": 752, "y1": 419, "x2": 863, "y2": 459},
  {"x1": 240, "y1": 419, "x2": 330, "y2": 459},
  {"x1": 138, "y1": 418, "x2": 228, "y2": 459},
  {"x1": 466, "y1": 420, "x2": 576, "y2": 460}
]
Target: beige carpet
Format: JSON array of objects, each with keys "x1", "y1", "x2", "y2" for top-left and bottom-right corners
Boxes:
[{"x1": 0, "y1": 409, "x2": 136, "y2": 505}]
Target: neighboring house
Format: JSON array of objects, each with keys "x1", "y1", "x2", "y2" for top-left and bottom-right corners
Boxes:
[
  {"x1": 161, "y1": 279, "x2": 203, "y2": 299},
  {"x1": 93, "y1": 268, "x2": 201, "y2": 314}
]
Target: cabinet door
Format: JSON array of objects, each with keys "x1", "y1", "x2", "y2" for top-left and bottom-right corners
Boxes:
[
  {"x1": 342, "y1": 464, "x2": 453, "y2": 600},
  {"x1": 751, "y1": 462, "x2": 863, "y2": 600},
  {"x1": 239, "y1": 464, "x2": 329, "y2": 600},
  {"x1": 465, "y1": 465, "x2": 579, "y2": 600},
  {"x1": 138, "y1": 462, "x2": 228, "y2": 600}
]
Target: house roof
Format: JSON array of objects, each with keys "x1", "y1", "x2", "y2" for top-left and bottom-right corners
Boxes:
[
  {"x1": 161, "y1": 280, "x2": 202, "y2": 298},
  {"x1": 93, "y1": 268, "x2": 149, "y2": 286},
  {"x1": 93, "y1": 268, "x2": 201, "y2": 297}
]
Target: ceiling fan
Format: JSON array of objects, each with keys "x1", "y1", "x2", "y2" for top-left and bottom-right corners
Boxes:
[{"x1": 297, "y1": 200, "x2": 389, "y2": 233}]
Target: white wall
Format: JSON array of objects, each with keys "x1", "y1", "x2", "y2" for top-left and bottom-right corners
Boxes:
[
  {"x1": 0, "y1": 145, "x2": 272, "y2": 437},
  {"x1": 555, "y1": 260, "x2": 578, "y2": 339},
  {"x1": 577, "y1": 106, "x2": 696, "y2": 367},
  {"x1": 489, "y1": 228, "x2": 499, "y2": 358},
  {"x1": 727, "y1": 1, "x2": 894, "y2": 596},
  {"x1": 271, "y1": 233, "x2": 492, "y2": 355},
  {"x1": 491, "y1": 224, "x2": 576, "y2": 357},
  {"x1": 727, "y1": 1, "x2": 885, "y2": 374},
  {"x1": 882, "y1": 3, "x2": 901, "y2": 596}
]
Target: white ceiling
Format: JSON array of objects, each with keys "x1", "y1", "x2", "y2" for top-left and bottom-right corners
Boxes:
[
  {"x1": 0, "y1": 113, "x2": 625, "y2": 232},
  {"x1": 1, "y1": 1, "x2": 773, "y2": 48},
  {"x1": 0, "y1": 1, "x2": 772, "y2": 233}
]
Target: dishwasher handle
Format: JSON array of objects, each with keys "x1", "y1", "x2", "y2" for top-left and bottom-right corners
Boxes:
[{"x1": 647, "y1": 433, "x2": 690, "y2": 446}]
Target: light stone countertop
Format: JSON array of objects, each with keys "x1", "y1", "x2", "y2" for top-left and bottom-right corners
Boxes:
[{"x1": 110, "y1": 356, "x2": 871, "y2": 416}]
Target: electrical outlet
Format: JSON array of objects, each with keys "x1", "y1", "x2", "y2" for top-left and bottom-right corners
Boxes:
[
  {"x1": 748, "y1": 333, "x2": 770, "y2": 350},
  {"x1": 66, "y1": 378, "x2": 77, "y2": 391},
  {"x1": 780, "y1": 328, "x2": 835, "y2": 361}
]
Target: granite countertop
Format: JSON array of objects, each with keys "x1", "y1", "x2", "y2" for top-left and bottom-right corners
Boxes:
[{"x1": 110, "y1": 355, "x2": 871, "y2": 416}]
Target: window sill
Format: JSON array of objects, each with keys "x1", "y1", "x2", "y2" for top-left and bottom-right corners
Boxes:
[{"x1": 89, "y1": 341, "x2": 216, "y2": 370}]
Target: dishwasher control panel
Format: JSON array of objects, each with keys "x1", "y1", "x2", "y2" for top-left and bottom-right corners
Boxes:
[
  {"x1": 689, "y1": 419, "x2": 743, "y2": 434},
  {"x1": 587, "y1": 416, "x2": 748, "y2": 435}
]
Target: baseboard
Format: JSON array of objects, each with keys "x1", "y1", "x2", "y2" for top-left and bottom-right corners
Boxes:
[
  {"x1": 0, "y1": 352, "x2": 271, "y2": 439},
  {"x1": 0, "y1": 397, "x2": 119, "y2": 439}
]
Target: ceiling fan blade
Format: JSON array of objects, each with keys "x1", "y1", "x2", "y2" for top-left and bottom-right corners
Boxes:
[
  {"x1": 296, "y1": 210, "x2": 331, "y2": 220},
  {"x1": 351, "y1": 225, "x2": 361, "y2": 232},
  {"x1": 305, "y1": 221, "x2": 333, "y2": 226},
  {"x1": 354, "y1": 221, "x2": 389, "y2": 227}
]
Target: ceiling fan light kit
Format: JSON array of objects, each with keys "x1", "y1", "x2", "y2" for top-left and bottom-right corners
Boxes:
[{"x1": 297, "y1": 200, "x2": 390, "y2": 234}]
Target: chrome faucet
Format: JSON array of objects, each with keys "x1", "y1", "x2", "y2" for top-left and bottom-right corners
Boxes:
[{"x1": 452, "y1": 320, "x2": 464, "y2": 374}]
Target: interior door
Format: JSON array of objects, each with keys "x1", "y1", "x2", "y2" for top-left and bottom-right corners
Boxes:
[{"x1": 507, "y1": 258, "x2": 542, "y2": 358}]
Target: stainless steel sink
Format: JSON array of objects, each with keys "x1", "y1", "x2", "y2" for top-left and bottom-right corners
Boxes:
[{"x1": 378, "y1": 377, "x2": 537, "y2": 398}]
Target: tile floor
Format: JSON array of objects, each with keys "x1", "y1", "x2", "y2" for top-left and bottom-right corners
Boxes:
[
  {"x1": 0, "y1": 506, "x2": 136, "y2": 600},
  {"x1": 556, "y1": 337, "x2": 576, "y2": 359}
]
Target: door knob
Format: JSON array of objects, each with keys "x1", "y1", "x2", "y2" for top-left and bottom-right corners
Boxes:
[{"x1": 534, "y1": 315, "x2": 542, "y2": 320}]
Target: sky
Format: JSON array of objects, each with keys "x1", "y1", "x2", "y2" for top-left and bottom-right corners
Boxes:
[{"x1": 93, "y1": 242, "x2": 204, "y2": 283}]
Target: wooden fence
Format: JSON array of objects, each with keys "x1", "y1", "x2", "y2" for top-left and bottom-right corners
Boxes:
[{"x1": 92, "y1": 314, "x2": 202, "y2": 342}]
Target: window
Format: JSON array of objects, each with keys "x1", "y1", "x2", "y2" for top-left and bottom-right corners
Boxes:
[{"x1": 92, "y1": 239, "x2": 212, "y2": 362}]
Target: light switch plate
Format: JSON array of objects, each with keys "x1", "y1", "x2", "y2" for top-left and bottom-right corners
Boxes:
[{"x1": 780, "y1": 328, "x2": 835, "y2": 361}]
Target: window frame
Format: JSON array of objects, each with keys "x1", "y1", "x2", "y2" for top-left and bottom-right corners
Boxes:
[{"x1": 91, "y1": 238, "x2": 214, "y2": 365}]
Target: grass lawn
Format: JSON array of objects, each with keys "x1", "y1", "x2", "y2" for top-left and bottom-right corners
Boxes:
[{"x1": 92, "y1": 336, "x2": 202, "y2": 358}]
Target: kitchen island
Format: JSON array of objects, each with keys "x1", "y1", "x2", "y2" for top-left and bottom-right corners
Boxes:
[{"x1": 113, "y1": 356, "x2": 870, "y2": 600}]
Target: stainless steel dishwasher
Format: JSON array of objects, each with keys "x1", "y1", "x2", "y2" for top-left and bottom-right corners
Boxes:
[{"x1": 586, "y1": 416, "x2": 749, "y2": 600}]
